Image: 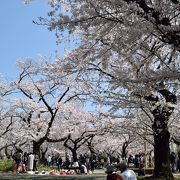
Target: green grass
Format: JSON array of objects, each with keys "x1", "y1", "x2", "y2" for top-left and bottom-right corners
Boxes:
[
  {"x1": 0, "y1": 160, "x2": 54, "y2": 173},
  {"x1": 0, "y1": 161, "x2": 179, "y2": 180},
  {"x1": 0, "y1": 171, "x2": 106, "y2": 180},
  {"x1": 0, "y1": 160, "x2": 13, "y2": 172}
]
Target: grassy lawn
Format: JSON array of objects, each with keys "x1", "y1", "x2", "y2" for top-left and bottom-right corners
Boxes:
[
  {"x1": 0, "y1": 161, "x2": 179, "y2": 180},
  {"x1": 0, "y1": 172, "x2": 180, "y2": 180},
  {"x1": 0, "y1": 172, "x2": 106, "y2": 180}
]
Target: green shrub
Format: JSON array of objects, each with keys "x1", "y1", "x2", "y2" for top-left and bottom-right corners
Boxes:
[
  {"x1": 0, "y1": 160, "x2": 14, "y2": 172},
  {"x1": 0, "y1": 160, "x2": 54, "y2": 173},
  {"x1": 37, "y1": 163, "x2": 54, "y2": 172}
]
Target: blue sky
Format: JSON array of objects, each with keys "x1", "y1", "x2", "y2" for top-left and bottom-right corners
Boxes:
[
  {"x1": 0, "y1": 0, "x2": 59, "y2": 79},
  {"x1": 0, "y1": 0, "x2": 94, "y2": 112}
]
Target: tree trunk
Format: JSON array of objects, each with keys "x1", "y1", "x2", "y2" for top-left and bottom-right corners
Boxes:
[
  {"x1": 33, "y1": 141, "x2": 42, "y2": 156},
  {"x1": 121, "y1": 141, "x2": 128, "y2": 160},
  {"x1": 87, "y1": 142, "x2": 95, "y2": 156},
  {"x1": 146, "y1": 89, "x2": 177, "y2": 179},
  {"x1": 40, "y1": 147, "x2": 48, "y2": 163},
  {"x1": 72, "y1": 149, "x2": 78, "y2": 162},
  {"x1": 152, "y1": 116, "x2": 174, "y2": 179}
]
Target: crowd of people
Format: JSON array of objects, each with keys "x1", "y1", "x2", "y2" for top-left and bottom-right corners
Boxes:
[
  {"x1": 42, "y1": 152, "x2": 146, "y2": 177},
  {"x1": 43, "y1": 153, "x2": 96, "y2": 174},
  {"x1": 11, "y1": 149, "x2": 180, "y2": 177}
]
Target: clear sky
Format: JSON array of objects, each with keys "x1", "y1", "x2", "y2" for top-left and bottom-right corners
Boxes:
[{"x1": 0, "y1": 0, "x2": 58, "y2": 79}]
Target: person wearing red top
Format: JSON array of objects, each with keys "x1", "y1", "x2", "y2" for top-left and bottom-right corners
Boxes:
[{"x1": 106, "y1": 165, "x2": 123, "y2": 180}]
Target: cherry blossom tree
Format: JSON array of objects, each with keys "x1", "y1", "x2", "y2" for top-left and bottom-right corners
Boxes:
[
  {"x1": 38, "y1": 1, "x2": 179, "y2": 179},
  {"x1": 55, "y1": 106, "x2": 97, "y2": 162},
  {"x1": 13, "y1": 59, "x2": 89, "y2": 156},
  {"x1": 97, "y1": 116, "x2": 146, "y2": 158},
  {"x1": 0, "y1": 77, "x2": 20, "y2": 157},
  {"x1": 25, "y1": 0, "x2": 179, "y2": 178}
]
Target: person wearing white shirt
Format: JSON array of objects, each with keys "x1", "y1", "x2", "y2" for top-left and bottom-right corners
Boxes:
[
  {"x1": 47, "y1": 155, "x2": 52, "y2": 166},
  {"x1": 119, "y1": 162, "x2": 137, "y2": 180}
]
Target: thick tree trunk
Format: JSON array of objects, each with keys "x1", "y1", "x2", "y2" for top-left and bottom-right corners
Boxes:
[
  {"x1": 40, "y1": 147, "x2": 48, "y2": 163},
  {"x1": 33, "y1": 141, "x2": 47, "y2": 163},
  {"x1": 146, "y1": 89, "x2": 177, "y2": 179},
  {"x1": 153, "y1": 129, "x2": 173, "y2": 179},
  {"x1": 33, "y1": 141, "x2": 42, "y2": 156},
  {"x1": 152, "y1": 116, "x2": 174, "y2": 179}
]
